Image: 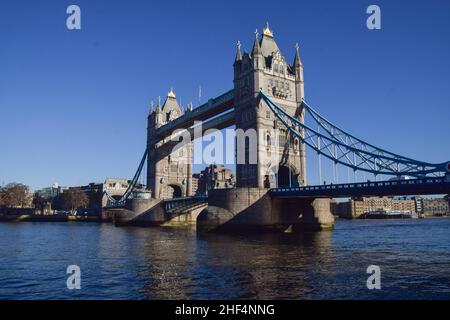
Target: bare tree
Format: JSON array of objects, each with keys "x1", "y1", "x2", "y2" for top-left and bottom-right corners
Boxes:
[
  {"x1": 0, "y1": 183, "x2": 31, "y2": 208},
  {"x1": 57, "y1": 189, "x2": 89, "y2": 213}
]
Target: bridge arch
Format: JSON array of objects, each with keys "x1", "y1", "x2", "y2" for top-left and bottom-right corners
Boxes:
[
  {"x1": 160, "y1": 182, "x2": 183, "y2": 199},
  {"x1": 265, "y1": 164, "x2": 300, "y2": 188}
]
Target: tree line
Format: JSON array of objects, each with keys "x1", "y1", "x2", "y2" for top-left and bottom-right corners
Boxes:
[{"x1": 0, "y1": 183, "x2": 89, "y2": 213}]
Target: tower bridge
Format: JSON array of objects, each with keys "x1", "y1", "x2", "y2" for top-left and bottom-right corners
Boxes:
[{"x1": 108, "y1": 24, "x2": 450, "y2": 232}]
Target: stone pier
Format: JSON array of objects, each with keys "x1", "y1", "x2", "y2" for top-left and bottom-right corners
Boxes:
[
  {"x1": 292, "y1": 198, "x2": 335, "y2": 231},
  {"x1": 197, "y1": 188, "x2": 334, "y2": 234}
]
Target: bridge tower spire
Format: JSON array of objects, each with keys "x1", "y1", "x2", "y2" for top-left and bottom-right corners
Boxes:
[
  {"x1": 233, "y1": 24, "x2": 307, "y2": 189},
  {"x1": 293, "y1": 43, "x2": 306, "y2": 182},
  {"x1": 293, "y1": 43, "x2": 304, "y2": 99},
  {"x1": 235, "y1": 40, "x2": 242, "y2": 62},
  {"x1": 251, "y1": 29, "x2": 263, "y2": 71}
]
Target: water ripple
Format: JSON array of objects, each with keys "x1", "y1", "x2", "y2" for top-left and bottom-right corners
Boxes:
[{"x1": 0, "y1": 219, "x2": 449, "y2": 299}]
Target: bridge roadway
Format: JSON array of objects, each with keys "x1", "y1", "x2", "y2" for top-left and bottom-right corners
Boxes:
[
  {"x1": 270, "y1": 177, "x2": 450, "y2": 198},
  {"x1": 156, "y1": 89, "x2": 234, "y2": 139}
]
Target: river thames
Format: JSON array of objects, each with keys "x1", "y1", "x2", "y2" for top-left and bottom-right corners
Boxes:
[{"x1": 0, "y1": 218, "x2": 449, "y2": 300}]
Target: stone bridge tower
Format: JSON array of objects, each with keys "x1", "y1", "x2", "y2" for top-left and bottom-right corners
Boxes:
[
  {"x1": 147, "y1": 89, "x2": 193, "y2": 199},
  {"x1": 233, "y1": 24, "x2": 307, "y2": 189}
]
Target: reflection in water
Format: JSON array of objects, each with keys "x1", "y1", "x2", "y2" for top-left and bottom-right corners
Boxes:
[
  {"x1": 139, "y1": 228, "x2": 199, "y2": 299},
  {"x1": 137, "y1": 230, "x2": 335, "y2": 299},
  {"x1": 192, "y1": 232, "x2": 334, "y2": 299},
  {"x1": 0, "y1": 219, "x2": 449, "y2": 299}
]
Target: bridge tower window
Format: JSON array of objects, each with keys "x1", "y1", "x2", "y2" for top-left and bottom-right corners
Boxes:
[
  {"x1": 278, "y1": 130, "x2": 287, "y2": 147},
  {"x1": 279, "y1": 64, "x2": 284, "y2": 76}
]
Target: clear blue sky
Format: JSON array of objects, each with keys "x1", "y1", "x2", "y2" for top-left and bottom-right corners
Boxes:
[{"x1": 1, "y1": 0, "x2": 449, "y2": 190}]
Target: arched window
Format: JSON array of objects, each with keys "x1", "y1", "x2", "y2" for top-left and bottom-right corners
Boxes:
[
  {"x1": 266, "y1": 133, "x2": 271, "y2": 147},
  {"x1": 279, "y1": 130, "x2": 287, "y2": 147}
]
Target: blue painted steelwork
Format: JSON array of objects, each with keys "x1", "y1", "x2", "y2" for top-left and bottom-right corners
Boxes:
[
  {"x1": 164, "y1": 195, "x2": 208, "y2": 215},
  {"x1": 105, "y1": 148, "x2": 148, "y2": 207},
  {"x1": 260, "y1": 91, "x2": 449, "y2": 178},
  {"x1": 270, "y1": 177, "x2": 450, "y2": 198}
]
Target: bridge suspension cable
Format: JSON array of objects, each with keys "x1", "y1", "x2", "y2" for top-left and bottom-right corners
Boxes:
[
  {"x1": 260, "y1": 91, "x2": 449, "y2": 178},
  {"x1": 104, "y1": 148, "x2": 148, "y2": 207}
]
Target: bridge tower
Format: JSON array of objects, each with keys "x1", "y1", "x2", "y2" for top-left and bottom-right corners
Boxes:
[
  {"x1": 147, "y1": 89, "x2": 193, "y2": 199},
  {"x1": 233, "y1": 24, "x2": 307, "y2": 189}
]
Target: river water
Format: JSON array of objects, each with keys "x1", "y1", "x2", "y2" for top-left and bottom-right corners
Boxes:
[{"x1": 0, "y1": 218, "x2": 449, "y2": 300}]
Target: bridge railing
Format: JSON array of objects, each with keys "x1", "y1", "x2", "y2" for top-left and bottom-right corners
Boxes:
[
  {"x1": 270, "y1": 177, "x2": 450, "y2": 198},
  {"x1": 164, "y1": 195, "x2": 208, "y2": 212},
  {"x1": 271, "y1": 177, "x2": 447, "y2": 193}
]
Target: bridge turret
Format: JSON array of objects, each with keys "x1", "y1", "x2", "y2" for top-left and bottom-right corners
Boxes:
[
  {"x1": 233, "y1": 41, "x2": 242, "y2": 79},
  {"x1": 251, "y1": 29, "x2": 264, "y2": 71},
  {"x1": 148, "y1": 100, "x2": 154, "y2": 116},
  {"x1": 234, "y1": 40, "x2": 242, "y2": 63},
  {"x1": 152, "y1": 96, "x2": 163, "y2": 127},
  {"x1": 161, "y1": 88, "x2": 182, "y2": 122},
  {"x1": 293, "y1": 43, "x2": 305, "y2": 101},
  {"x1": 293, "y1": 43, "x2": 306, "y2": 182}
]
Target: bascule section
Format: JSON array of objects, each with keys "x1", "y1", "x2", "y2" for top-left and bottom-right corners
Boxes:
[
  {"x1": 147, "y1": 89, "x2": 193, "y2": 199},
  {"x1": 233, "y1": 23, "x2": 307, "y2": 189}
]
